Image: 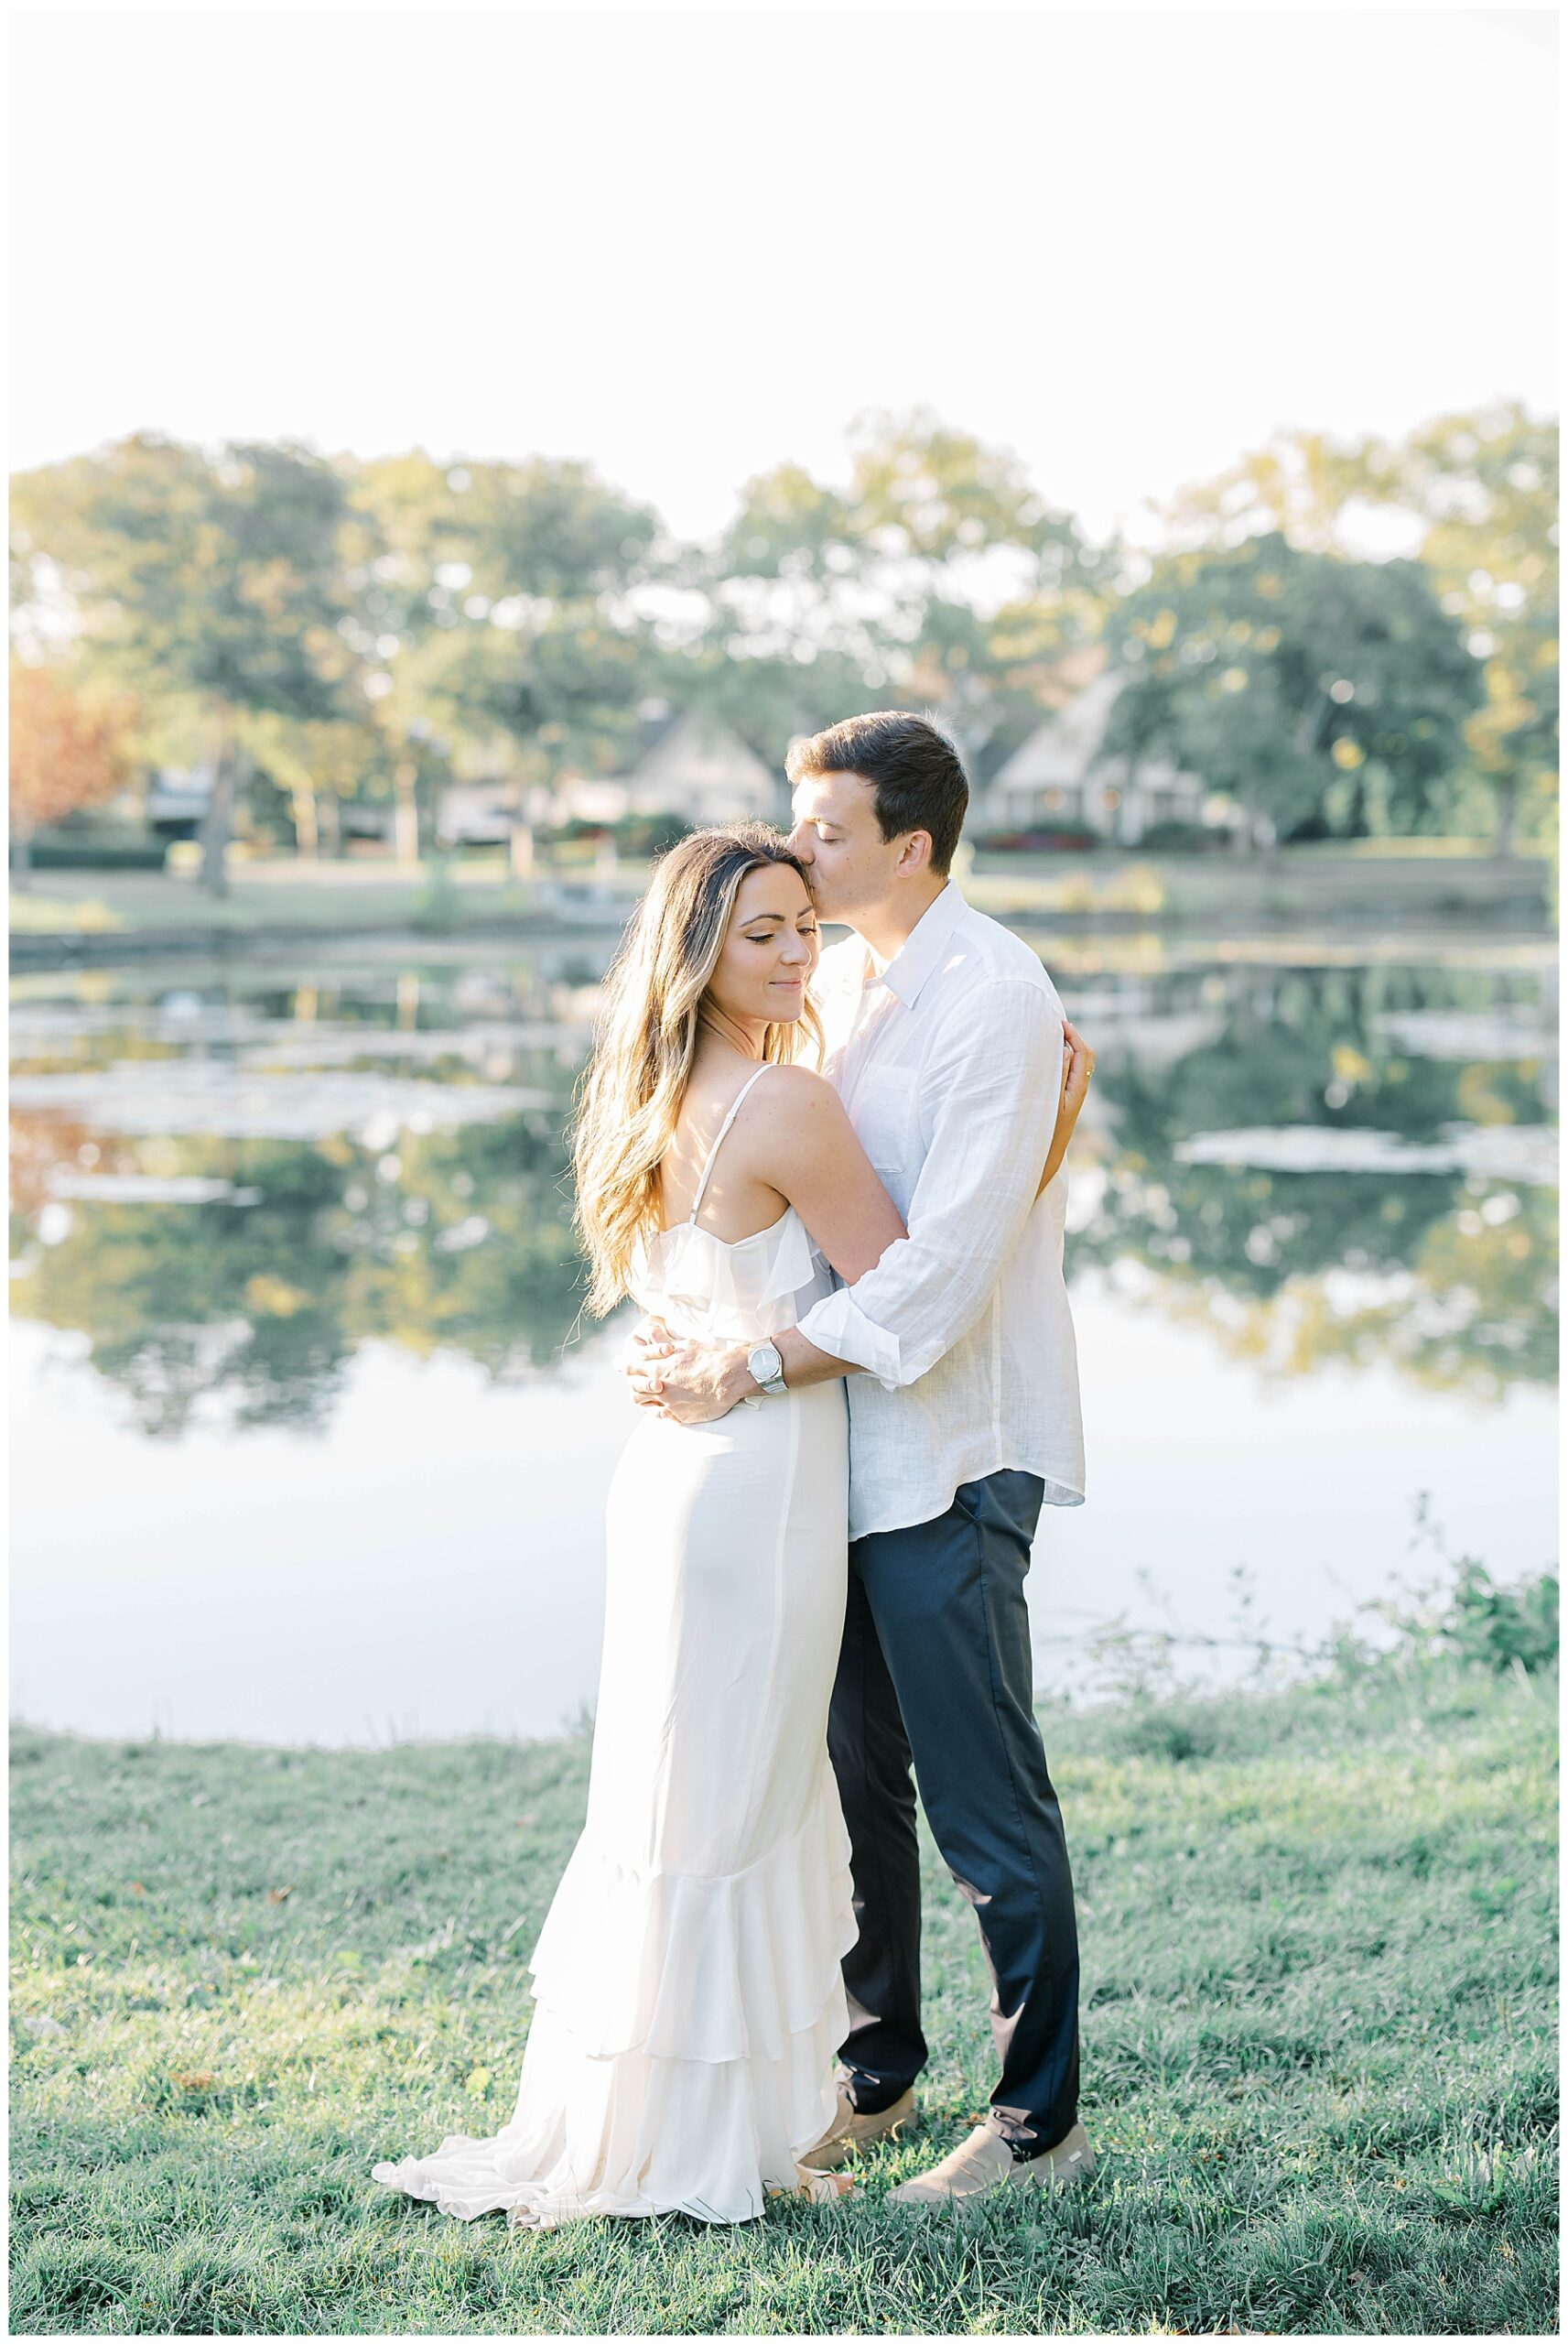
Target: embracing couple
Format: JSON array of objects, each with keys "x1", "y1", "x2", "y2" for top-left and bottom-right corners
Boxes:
[{"x1": 374, "y1": 711, "x2": 1095, "y2": 2227}]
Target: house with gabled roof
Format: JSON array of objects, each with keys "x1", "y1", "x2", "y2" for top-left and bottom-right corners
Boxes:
[
  {"x1": 558, "y1": 709, "x2": 786, "y2": 830},
  {"x1": 982, "y1": 660, "x2": 1211, "y2": 845}
]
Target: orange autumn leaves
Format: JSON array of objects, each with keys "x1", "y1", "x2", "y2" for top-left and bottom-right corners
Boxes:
[{"x1": 10, "y1": 658, "x2": 141, "y2": 835}]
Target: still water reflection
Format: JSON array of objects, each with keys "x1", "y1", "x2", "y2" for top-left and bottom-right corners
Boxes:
[{"x1": 10, "y1": 927, "x2": 1558, "y2": 1743}]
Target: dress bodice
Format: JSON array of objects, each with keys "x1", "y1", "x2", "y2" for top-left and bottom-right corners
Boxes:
[
  {"x1": 627, "y1": 1208, "x2": 833, "y2": 1346},
  {"x1": 626, "y1": 1061, "x2": 832, "y2": 1344}
]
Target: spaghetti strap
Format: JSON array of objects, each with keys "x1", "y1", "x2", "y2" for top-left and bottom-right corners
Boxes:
[{"x1": 687, "y1": 1064, "x2": 773, "y2": 1224}]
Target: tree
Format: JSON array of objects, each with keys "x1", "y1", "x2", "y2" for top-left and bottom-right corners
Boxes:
[
  {"x1": 1352, "y1": 407, "x2": 1559, "y2": 854},
  {"x1": 680, "y1": 411, "x2": 1103, "y2": 769},
  {"x1": 1156, "y1": 407, "x2": 1559, "y2": 851},
  {"x1": 10, "y1": 435, "x2": 357, "y2": 894},
  {"x1": 8, "y1": 658, "x2": 140, "y2": 886},
  {"x1": 1103, "y1": 535, "x2": 1484, "y2": 841},
  {"x1": 242, "y1": 710, "x2": 382, "y2": 860},
  {"x1": 1158, "y1": 429, "x2": 1390, "y2": 558},
  {"x1": 342, "y1": 452, "x2": 663, "y2": 858}
]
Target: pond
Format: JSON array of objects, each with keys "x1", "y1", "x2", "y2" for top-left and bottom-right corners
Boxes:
[{"x1": 9, "y1": 920, "x2": 1558, "y2": 1745}]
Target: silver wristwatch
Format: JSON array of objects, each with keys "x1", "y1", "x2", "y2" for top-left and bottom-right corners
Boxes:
[{"x1": 746, "y1": 1340, "x2": 788, "y2": 1398}]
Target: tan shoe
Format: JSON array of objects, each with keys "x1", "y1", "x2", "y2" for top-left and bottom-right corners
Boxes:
[
  {"x1": 796, "y1": 2084, "x2": 918, "y2": 2172},
  {"x1": 889, "y1": 2118, "x2": 1095, "y2": 2206},
  {"x1": 767, "y1": 2167, "x2": 861, "y2": 2207}
]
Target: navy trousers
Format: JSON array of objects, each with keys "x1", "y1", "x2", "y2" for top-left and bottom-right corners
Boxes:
[{"x1": 827, "y1": 1468, "x2": 1080, "y2": 2154}]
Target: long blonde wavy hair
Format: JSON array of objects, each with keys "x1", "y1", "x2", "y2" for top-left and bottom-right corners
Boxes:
[{"x1": 571, "y1": 824, "x2": 823, "y2": 1315}]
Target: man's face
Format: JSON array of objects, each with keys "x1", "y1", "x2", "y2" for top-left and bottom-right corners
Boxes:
[{"x1": 787, "y1": 768, "x2": 906, "y2": 922}]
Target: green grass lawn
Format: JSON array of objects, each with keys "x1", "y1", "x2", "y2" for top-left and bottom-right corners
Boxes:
[
  {"x1": 9, "y1": 1650, "x2": 1557, "y2": 2335},
  {"x1": 7, "y1": 859, "x2": 558, "y2": 942}
]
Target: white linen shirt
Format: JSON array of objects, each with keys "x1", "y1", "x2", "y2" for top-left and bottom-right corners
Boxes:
[{"x1": 795, "y1": 878, "x2": 1086, "y2": 1540}]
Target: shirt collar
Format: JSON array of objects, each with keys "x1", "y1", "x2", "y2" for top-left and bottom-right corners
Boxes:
[{"x1": 867, "y1": 878, "x2": 968, "y2": 1010}]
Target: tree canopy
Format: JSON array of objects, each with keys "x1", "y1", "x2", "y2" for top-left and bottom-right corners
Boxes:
[
  {"x1": 8, "y1": 658, "x2": 140, "y2": 880},
  {"x1": 8, "y1": 405, "x2": 1556, "y2": 858},
  {"x1": 1104, "y1": 534, "x2": 1485, "y2": 841},
  {"x1": 1154, "y1": 405, "x2": 1558, "y2": 848}
]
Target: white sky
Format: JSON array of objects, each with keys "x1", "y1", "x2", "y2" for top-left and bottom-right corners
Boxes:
[{"x1": 8, "y1": 5, "x2": 1559, "y2": 548}]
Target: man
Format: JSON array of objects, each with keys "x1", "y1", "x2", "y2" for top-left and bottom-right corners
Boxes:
[{"x1": 629, "y1": 711, "x2": 1091, "y2": 2205}]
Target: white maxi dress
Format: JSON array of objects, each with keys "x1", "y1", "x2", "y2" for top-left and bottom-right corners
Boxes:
[{"x1": 373, "y1": 1065, "x2": 857, "y2": 2226}]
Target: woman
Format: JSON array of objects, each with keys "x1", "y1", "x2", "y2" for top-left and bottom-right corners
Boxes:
[{"x1": 373, "y1": 826, "x2": 1087, "y2": 2229}]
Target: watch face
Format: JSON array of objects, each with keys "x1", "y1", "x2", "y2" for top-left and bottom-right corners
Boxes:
[{"x1": 752, "y1": 1342, "x2": 782, "y2": 1380}]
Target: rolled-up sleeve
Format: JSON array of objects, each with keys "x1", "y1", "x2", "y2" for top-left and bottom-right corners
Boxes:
[{"x1": 796, "y1": 978, "x2": 1064, "y2": 1390}]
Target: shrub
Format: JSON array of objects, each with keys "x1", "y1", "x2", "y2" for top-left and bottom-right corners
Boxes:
[
  {"x1": 617, "y1": 813, "x2": 691, "y2": 858},
  {"x1": 1443, "y1": 1562, "x2": 1559, "y2": 1675},
  {"x1": 411, "y1": 855, "x2": 462, "y2": 932},
  {"x1": 974, "y1": 823, "x2": 1099, "y2": 853},
  {"x1": 1109, "y1": 1703, "x2": 1227, "y2": 1763},
  {"x1": 1138, "y1": 819, "x2": 1231, "y2": 853},
  {"x1": 539, "y1": 813, "x2": 692, "y2": 858},
  {"x1": 27, "y1": 833, "x2": 168, "y2": 871}
]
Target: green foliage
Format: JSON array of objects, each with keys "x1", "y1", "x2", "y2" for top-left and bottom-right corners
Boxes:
[
  {"x1": 10, "y1": 952, "x2": 1552, "y2": 1426},
  {"x1": 1137, "y1": 818, "x2": 1232, "y2": 853},
  {"x1": 9, "y1": 1101, "x2": 589, "y2": 1431},
  {"x1": 410, "y1": 854, "x2": 463, "y2": 934},
  {"x1": 26, "y1": 836, "x2": 168, "y2": 872},
  {"x1": 1377, "y1": 407, "x2": 1560, "y2": 854},
  {"x1": 972, "y1": 821, "x2": 1098, "y2": 853},
  {"x1": 617, "y1": 813, "x2": 690, "y2": 858},
  {"x1": 1069, "y1": 959, "x2": 1558, "y2": 1397},
  {"x1": 542, "y1": 812, "x2": 692, "y2": 858},
  {"x1": 689, "y1": 411, "x2": 1106, "y2": 768},
  {"x1": 1369, "y1": 1546, "x2": 1563, "y2": 1681},
  {"x1": 1104, "y1": 534, "x2": 1484, "y2": 840},
  {"x1": 10, "y1": 436, "x2": 361, "y2": 891},
  {"x1": 7, "y1": 407, "x2": 1558, "y2": 855},
  {"x1": 344, "y1": 451, "x2": 663, "y2": 798},
  {"x1": 1317, "y1": 1499, "x2": 1561, "y2": 1690},
  {"x1": 1157, "y1": 405, "x2": 1560, "y2": 852},
  {"x1": 8, "y1": 1650, "x2": 1557, "y2": 2334},
  {"x1": 10, "y1": 436, "x2": 353, "y2": 727},
  {"x1": 1441, "y1": 1563, "x2": 1559, "y2": 1676}
]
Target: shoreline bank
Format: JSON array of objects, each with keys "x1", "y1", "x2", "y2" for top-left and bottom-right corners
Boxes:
[{"x1": 9, "y1": 850, "x2": 1554, "y2": 971}]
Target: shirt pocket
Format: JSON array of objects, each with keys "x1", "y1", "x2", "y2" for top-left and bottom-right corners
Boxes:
[{"x1": 849, "y1": 1059, "x2": 917, "y2": 1186}]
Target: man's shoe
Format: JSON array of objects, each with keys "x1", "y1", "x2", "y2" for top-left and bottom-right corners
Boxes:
[
  {"x1": 797, "y1": 2085, "x2": 918, "y2": 2172},
  {"x1": 889, "y1": 2118, "x2": 1095, "y2": 2206}
]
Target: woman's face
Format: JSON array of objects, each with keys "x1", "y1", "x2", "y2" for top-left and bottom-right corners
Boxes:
[{"x1": 705, "y1": 861, "x2": 819, "y2": 1026}]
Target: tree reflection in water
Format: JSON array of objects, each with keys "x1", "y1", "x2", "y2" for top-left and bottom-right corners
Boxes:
[
  {"x1": 7, "y1": 947, "x2": 1557, "y2": 1436},
  {"x1": 1068, "y1": 961, "x2": 1556, "y2": 1398},
  {"x1": 11, "y1": 1112, "x2": 587, "y2": 1436}
]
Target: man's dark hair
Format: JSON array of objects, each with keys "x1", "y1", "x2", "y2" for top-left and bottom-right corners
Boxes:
[{"x1": 786, "y1": 711, "x2": 969, "y2": 874}]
